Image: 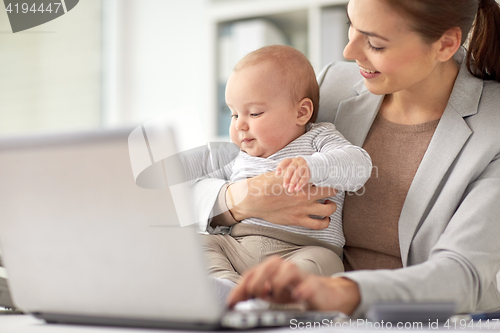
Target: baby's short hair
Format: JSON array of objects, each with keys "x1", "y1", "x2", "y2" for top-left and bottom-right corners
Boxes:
[{"x1": 233, "y1": 45, "x2": 319, "y2": 123}]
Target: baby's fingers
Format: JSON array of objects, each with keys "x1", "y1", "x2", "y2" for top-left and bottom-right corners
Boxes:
[
  {"x1": 276, "y1": 158, "x2": 293, "y2": 176},
  {"x1": 283, "y1": 164, "x2": 298, "y2": 190},
  {"x1": 289, "y1": 166, "x2": 310, "y2": 192},
  {"x1": 294, "y1": 176, "x2": 310, "y2": 192}
]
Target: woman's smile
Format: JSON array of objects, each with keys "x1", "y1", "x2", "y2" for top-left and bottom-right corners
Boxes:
[{"x1": 359, "y1": 65, "x2": 381, "y2": 79}]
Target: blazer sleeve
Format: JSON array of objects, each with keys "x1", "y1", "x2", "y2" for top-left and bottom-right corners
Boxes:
[
  {"x1": 182, "y1": 143, "x2": 238, "y2": 231},
  {"x1": 338, "y1": 153, "x2": 500, "y2": 316}
]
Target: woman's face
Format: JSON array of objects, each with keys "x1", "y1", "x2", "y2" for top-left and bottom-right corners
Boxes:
[{"x1": 343, "y1": 0, "x2": 441, "y2": 96}]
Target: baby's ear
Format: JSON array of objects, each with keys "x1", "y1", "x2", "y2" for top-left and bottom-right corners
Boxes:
[{"x1": 296, "y1": 98, "x2": 313, "y2": 125}]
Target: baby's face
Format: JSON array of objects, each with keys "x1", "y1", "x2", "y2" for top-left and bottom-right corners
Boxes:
[{"x1": 226, "y1": 63, "x2": 304, "y2": 158}]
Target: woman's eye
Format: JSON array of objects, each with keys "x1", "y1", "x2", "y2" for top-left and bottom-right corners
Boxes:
[{"x1": 367, "y1": 40, "x2": 385, "y2": 52}]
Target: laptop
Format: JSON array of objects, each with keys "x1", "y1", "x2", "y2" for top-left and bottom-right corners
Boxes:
[{"x1": 0, "y1": 126, "x2": 341, "y2": 330}]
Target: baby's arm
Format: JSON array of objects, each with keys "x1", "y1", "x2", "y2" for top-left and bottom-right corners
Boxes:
[
  {"x1": 277, "y1": 123, "x2": 372, "y2": 193},
  {"x1": 304, "y1": 123, "x2": 372, "y2": 192}
]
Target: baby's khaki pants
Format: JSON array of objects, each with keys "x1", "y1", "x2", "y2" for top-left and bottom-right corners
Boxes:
[{"x1": 200, "y1": 224, "x2": 344, "y2": 284}]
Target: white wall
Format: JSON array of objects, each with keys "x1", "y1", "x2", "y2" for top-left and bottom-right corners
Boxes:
[
  {"x1": 0, "y1": 1, "x2": 102, "y2": 135},
  {"x1": 0, "y1": 0, "x2": 211, "y2": 137},
  {"x1": 106, "y1": 0, "x2": 211, "y2": 135}
]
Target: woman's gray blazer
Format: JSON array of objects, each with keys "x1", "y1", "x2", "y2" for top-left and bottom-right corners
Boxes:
[{"x1": 316, "y1": 49, "x2": 500, "y2": 315}]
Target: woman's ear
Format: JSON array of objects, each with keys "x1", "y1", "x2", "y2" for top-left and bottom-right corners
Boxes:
[
  {"x1": 296, "y1": 98, "x2": 313, "y2": 125},
  {"x1": 434, "y1": 27, "x2": 462, "y2": 62}
]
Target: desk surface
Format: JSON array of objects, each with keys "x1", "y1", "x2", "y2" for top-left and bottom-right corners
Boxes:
[
  {"x1": 0, "y1": 314, "x2": 290, "y2": 333},
  {"x1": 3, "y1": 314, "x2": 500, "y2": 333},
  {"x1": 4, "y1": 315, "x2": 500, "y2": 333}
]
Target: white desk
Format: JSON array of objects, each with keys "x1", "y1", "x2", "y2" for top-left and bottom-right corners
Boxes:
[
  {"x1": 0, "y1": 315, "x2": 289, "y2": 333},
  {"x1": 2, "y1": 314, "x2": 500, "y2": 333}
]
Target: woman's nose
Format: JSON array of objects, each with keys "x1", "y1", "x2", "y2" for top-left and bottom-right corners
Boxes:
[{"x1": 343, "y1": 28, "x2": 365, "y2": 62}]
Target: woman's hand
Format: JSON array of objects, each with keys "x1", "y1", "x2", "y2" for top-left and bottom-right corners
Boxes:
[
  {"x1": 227, "y1": 256, "x2": 361, "y2": 315},
  {"x1": 226, "y1": 171, "x2": 337, "y2": 230}
]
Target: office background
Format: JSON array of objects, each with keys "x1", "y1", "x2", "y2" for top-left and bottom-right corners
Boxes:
[
  {"x1": 1, "y1": 0, "x2": 500, "y2": 140},
  {"x1": 0, "y1": 0, "x2": 208, "y2": 136},
  {"x1": 0, "y1": 0, "x2": 354, "y2": 141}
]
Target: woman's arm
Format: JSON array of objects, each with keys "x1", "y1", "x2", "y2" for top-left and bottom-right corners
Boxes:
[
  {"x1": 196, "y1": 173, "x2": 338, "y2": 231},
  {"x1": 341, "y1": 153, "x2": 500, "y2": 315},
  {"x1": 209, "y1": 183, "x2": 237, "y2": 228},
  {"x1": 226, "y1": 172, "x2": 338, "y2": 229}
]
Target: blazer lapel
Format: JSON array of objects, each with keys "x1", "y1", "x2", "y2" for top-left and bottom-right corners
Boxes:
[
  {"x1": 334, "y1": 80, "x2": 384, "y2": 147},
  {"x1": 398, "y1": 62, "x2": 484, "y2": 266}
]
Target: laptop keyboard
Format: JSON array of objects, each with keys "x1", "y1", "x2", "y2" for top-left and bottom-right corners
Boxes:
[{"x1": 222, "y1": 309, "x2": 344, "y2": 329}]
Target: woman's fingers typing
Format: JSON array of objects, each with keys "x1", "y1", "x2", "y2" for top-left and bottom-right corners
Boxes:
[
  {"x1": 227, "y1": 257, "x2": 362, "y2": 315},
  {"x1": 228, "y1": 258, "x2": 362, "y2": 316},
  {"x1": 268, "y1": 260, "x2": 306, "y2": 303},
  {"x1": 227, "y1": 257, "x2": 306, "y2": 307},
  {"x1": 244, "y1": 259, "x2": 280, "y2": 300},
  {"x1": 227, "y1": 257, "x2": 280, "y2": 307}
]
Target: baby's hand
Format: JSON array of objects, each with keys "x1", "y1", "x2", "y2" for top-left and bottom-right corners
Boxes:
[{"x1": 275, "y1": 157, "x2": 311, "y2": 193}]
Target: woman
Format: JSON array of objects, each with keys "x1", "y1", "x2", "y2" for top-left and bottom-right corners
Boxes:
[{"x1": 194, "y1": 0, "x2": 500, "y2": 316}]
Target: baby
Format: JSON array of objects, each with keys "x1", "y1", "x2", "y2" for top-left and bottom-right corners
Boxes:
[{"x1": 182, "y1": 45, "x2": 371, "y2": 284}]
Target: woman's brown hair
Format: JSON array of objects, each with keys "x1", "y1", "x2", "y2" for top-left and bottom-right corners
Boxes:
[{"x1": 384, "y1": 0, "x2": 500, "y2": 82}]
